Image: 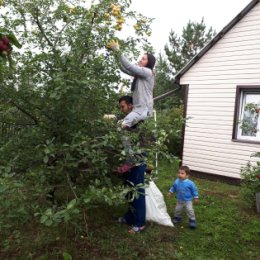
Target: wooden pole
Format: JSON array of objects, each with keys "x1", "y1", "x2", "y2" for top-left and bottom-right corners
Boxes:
[{"x1": 256, "y1": 192, "x2": 260, "y2": 213}]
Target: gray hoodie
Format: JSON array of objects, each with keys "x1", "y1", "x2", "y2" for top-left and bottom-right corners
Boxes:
[{"x1": 120, "y1": 55, "x2": 154, "y2": 115}]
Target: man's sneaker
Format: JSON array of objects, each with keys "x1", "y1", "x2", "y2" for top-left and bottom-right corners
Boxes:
[
  {"x1": 172, "y1": 217, "x2": 182, "y2": 224},
  {"x1": 128, "y1": 225, "x2": 145, "y2": 234},
  {"x1": 189, "y1": 219, "x2": 197, "y2": 229}
]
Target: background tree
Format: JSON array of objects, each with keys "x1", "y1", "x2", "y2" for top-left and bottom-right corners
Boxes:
[
  {"x1": 154, "y1": 19, "x2": 216, "y2": 155},
  {"x1": 165, "y1": 18, "x2": 215, "y2": 74},
  {"x1": 155, "y1": 18, "x2": 215, "y2": 102}
]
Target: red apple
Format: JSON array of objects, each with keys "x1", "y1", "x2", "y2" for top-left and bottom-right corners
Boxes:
[
  {"x1": 0, "y1": 40, "x2": 9, "y2": 51},
  {"x1": 1, "y1": 36, "x2": 10, "y2": 45}
]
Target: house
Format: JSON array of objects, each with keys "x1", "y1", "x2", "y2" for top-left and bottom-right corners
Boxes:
[{"x1": 174, "y1": 0, "x2": 260, "y2": 179}]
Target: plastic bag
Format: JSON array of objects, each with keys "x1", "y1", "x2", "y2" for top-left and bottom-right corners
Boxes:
[{"x1": 145, "y1": 181, "x2": 174, "y2": 227}]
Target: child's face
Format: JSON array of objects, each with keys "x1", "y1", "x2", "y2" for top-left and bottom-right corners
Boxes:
[{"x1": 178, "y1": 169, "x2": 188, "y2": 180}]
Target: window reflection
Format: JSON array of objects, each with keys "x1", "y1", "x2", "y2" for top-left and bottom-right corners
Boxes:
[{"x1": 241, "y1": 109, "x2": 258, "y2": 137}]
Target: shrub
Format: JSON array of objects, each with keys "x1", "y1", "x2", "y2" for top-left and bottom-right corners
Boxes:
[
  {"x1": 240, "y1": 154, "x2": 260, "y2": 210},
  {"x1": 157, "y1": 105, "x2": 185, "y2": 156}
]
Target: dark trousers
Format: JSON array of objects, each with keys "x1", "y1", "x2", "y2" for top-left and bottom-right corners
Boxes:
[{"x1": 123, "y1": 163, "x2": 146, "y2": 227}]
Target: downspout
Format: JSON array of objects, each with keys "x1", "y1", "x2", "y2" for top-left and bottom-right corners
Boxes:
[{"x1": 153, "y1": 77, "x2": 182, "y2": 102}]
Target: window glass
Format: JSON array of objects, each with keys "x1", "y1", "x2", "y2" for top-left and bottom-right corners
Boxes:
[{"x1": 237, "y1": 92, "x2": 260, "y2": 141}]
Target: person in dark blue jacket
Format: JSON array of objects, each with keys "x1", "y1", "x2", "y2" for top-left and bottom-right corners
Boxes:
[{"x1": 168, "y1": 166, "x2": 199, "y2": 229}]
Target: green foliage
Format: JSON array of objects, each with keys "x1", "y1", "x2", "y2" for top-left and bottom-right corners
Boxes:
[
  {"x1": 157, "y1": 106, "x2": 185, "y2": 156},
  {"x1": 239, "y1": 102, "x2": 260, "y2": 134},
  {"x1": 63, "y1": 252, "x2": 72, "y2": 260},
  {"x1": 239, "y1": 102, "x2": 260, "y2": 210},
  {"x1": 0, "y1": 175, "x2": 46, "y2": 232},
  {"x1": 240, "y1": 155, "x2": 260, "y2": 209},
  {"x1": 165, "y1": 18, "x2": 216, "y2": 74},
  {"x1": 154, "y1": 53, "x2": 184, "y2": 110},
  {"x1": 0, "y1": 0, "x2": 177, "y2": 235}
]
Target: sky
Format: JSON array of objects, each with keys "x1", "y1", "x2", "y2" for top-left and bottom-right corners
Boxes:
[{"x1": 129, "y1": 0, "x2": 252, "y2": 53}]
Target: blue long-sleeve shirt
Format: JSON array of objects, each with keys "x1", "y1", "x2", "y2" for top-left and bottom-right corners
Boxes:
[{"x1": 169, "y1": 178, "x2": 199, "y2": 201}]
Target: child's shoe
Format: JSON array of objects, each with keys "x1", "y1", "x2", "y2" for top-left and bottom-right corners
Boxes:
[
  {"x1": 172, "y1": 216, "x2": 182, "y2": 224},
  {"x1": 189, "y1": 219, "x2": 197, "y2": 229}
]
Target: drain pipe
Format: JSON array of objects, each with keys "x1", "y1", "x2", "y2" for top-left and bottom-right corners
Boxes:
[{"x1": 153, "y1": 78, "x2": 182, "y2": 102}]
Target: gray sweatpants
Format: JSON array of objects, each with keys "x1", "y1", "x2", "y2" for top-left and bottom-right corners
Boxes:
[
  {"x1": 122, "y1": 109, "x2": 149, "y2": 128},
  {"x1": 119, "y1": 109, "x2": 149, "y2": 165},
  {"x1": 174, "y1": 200, "x2": 196, "y2": 220}
]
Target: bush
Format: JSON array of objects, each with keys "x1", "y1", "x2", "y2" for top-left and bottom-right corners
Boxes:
[
  {"x1": 156, "y1": 105, "x2": 185, "y2": 156},
  {"x1": 240, "y1": 154, "x2": 260, "y2": 210}
]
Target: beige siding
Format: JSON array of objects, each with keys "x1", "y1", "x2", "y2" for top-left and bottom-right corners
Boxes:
[{"x1": 180, "y1": 2, "x2": 260, "y2": 178}]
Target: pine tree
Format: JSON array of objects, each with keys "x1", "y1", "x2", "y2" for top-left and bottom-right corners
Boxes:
[
  {"x1": 155, "y1": 19, "x2": 215, "y2": 108},
  {"x1": 165, "y1": 18, "x2": 215, "y2": 74}
]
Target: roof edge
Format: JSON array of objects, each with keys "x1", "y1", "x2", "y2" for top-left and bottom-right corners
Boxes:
[{"x1": 174, "y1": 0, "x2": 260, "y2": 80}]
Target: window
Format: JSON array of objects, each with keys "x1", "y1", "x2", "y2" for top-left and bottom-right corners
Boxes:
[{"x1": 234, "y1": 86, "x2": 260, "y2": 142}]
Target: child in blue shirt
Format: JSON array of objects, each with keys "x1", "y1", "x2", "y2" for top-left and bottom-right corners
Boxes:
[{"x1": 168, "y1": 166, "x2": 199, "y2": 229}]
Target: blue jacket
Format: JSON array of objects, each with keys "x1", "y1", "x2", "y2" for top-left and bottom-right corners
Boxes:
[{"x1": 169, "y1": 178, "x2": 199, "y2": 201}]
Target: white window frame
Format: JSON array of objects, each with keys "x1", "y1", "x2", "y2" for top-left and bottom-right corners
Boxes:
[{"x1": 237, "y1": 90, "x2": 260, "y2": 141}]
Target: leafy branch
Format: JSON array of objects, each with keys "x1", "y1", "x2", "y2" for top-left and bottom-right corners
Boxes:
[
  {"x1": 8, "y1": 99, "x2": 38, "y2": 125},
  {"x1": 34, "y1": 7, "x2": 56, "y2": 52}
]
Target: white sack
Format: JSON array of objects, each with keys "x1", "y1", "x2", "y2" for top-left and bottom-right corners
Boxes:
[{"x1": 145, "y1": 181, "x2": 174, "y2": 227}]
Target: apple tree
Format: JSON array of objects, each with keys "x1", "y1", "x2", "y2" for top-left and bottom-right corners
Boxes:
[{"x1": 0, "y1": 0, "x2": 166, "y2": 233}]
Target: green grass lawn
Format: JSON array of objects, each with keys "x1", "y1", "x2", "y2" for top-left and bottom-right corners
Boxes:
[{"x1": 1, "y1": 160, "x2": 260, "y2": 260}]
